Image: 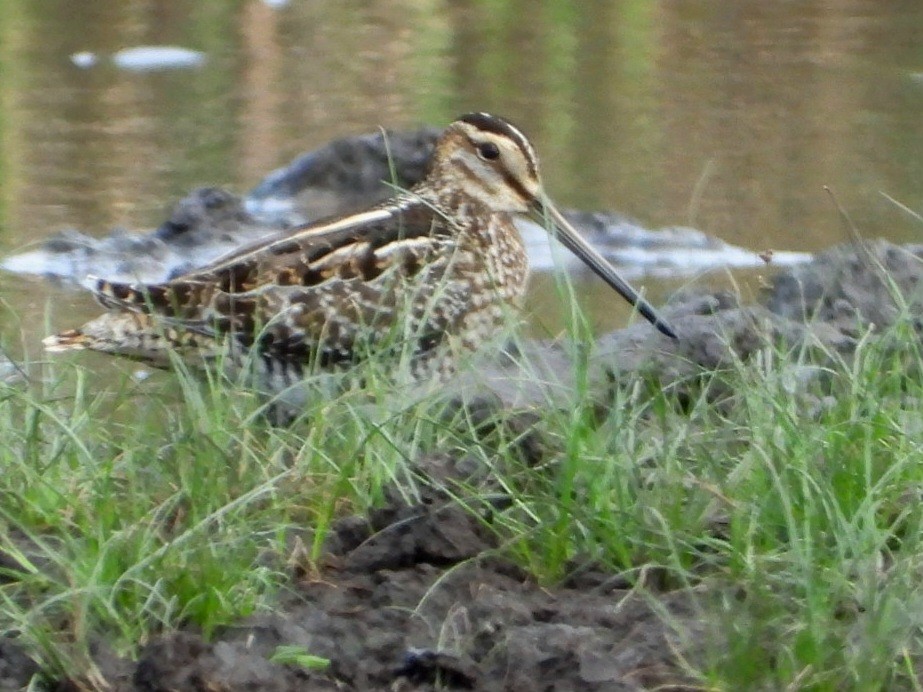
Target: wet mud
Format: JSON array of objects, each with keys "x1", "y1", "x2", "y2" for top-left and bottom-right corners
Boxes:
[{"x1": 4, "y1": 453, "x2": 702, "y2": 691}]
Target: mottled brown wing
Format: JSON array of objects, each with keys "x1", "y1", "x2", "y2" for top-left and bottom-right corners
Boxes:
[{"x1": 91, "y1": 197, "x2": 469, "y2": 366}]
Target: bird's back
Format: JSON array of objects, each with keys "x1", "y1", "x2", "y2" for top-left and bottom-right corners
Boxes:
[{"x1": 44, "y1": 190, "x2": 529, "y2": 389}]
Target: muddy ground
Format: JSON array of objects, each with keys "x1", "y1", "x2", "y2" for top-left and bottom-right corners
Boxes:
[
  {"x1": 3, "y1": 130, "x2": 923, "y2": 690},
  {"x1": 80, "y1": 453, "x2": 708, "y2": 691}
]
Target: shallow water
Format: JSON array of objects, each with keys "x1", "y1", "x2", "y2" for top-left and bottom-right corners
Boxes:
[{"x1": 2, "y1": 0, "x2": 922, "y2": 354}]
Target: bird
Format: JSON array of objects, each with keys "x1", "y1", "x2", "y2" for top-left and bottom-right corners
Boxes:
[{"x1": 43, "y1": 112, "x2": 676, "y2": 401}]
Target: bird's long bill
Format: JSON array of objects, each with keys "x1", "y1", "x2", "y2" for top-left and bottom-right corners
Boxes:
[{"x1": 531, "y1": 199, "x2": 678, "y2": 339}]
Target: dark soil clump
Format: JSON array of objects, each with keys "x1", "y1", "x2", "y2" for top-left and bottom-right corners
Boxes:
[
  {"x1": 0, "y1": 638, "x2": 40, "y2": 691},
  {"x1": 53, "y1": 455, "x2": 702, "y2": 691}
]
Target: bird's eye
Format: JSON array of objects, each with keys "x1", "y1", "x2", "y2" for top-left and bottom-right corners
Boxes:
[{"x1": 477, "y1": 142, "x2": 501, "y2": 161}]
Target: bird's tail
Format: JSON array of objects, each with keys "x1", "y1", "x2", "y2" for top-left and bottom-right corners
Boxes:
[
  {"x1": 42, "y1": 329, "x2": 93, "y2": 352},
  {"x1": 43, "y1": 312, "x2": 211, "y2": 367}
]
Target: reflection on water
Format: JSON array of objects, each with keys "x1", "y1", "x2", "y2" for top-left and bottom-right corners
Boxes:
[{"x1": 1, "y1": 0, "x2": 923, "y2": 351}]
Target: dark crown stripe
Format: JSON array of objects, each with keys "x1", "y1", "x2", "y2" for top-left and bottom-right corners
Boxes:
[{"x1": 457, "y1": 112, "x2": 536, "y2": 178}]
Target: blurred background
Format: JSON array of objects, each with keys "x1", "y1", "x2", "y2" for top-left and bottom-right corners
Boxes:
[{"x1": 1, "y1": 0, "x2": 922, "y2": 345}]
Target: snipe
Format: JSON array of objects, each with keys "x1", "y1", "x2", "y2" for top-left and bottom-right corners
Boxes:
[{"x1": 44, "y1": 113, "x2": 676, "y2": 396}]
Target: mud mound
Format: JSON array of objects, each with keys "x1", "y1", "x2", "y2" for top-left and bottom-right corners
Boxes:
[
  {"x1": 122, "y1": 563, "x2": 696, "y2": 691},
  {"x1": 248, "y1": 126, "x2": 441, "y2": 223},
  {"x1": 582, "y1": 240, "x2": 923, "y2": 402},
  {"x1": 765, "y1": 240, "x2": 923, "y2": 333},
  {"x1": 75, "y1": 454, "x2": 699, "y2": 691},
  {"x1": 448, "y1": 239, "x2": 923, "y2": 412}
]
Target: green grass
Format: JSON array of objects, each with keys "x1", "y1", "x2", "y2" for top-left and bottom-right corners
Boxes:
[{"x1": 3, "y1": 298, "x2": 923, "y2": 689}]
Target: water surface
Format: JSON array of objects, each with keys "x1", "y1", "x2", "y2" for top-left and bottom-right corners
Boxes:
[{"x1": 2, "y1": 0, "x2": 922, "y2": 355}]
